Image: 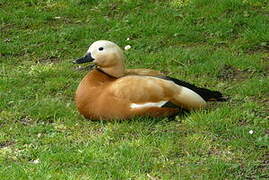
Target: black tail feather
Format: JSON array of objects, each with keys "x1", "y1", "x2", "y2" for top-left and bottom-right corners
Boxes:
[
  {"x1": 194, "y1": 88, "x2": 227, "y2": 102},
  {"x1": 157, "y1": 76, "x2": 227, "y2": 102}
]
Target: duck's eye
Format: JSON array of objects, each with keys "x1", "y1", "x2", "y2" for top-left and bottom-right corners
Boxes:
[{"x1": 98, "y1": 47, "x2": 104, "y2": 51}]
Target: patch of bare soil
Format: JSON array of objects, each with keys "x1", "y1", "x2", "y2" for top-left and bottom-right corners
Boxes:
[
  {"x1": 246, "y1": 41, "x2": 269, "y2": 54},
  {"x1": 17, "y1": 116, "x2": 33, "y2": 126},
  {"x1": 37, "y1": 56, "x2": 61, "y2": 64},
  {"x1": 217, "y1": 64, "x2": 253, "y2": 81},
  {"x1": 0, "y1": 141, "x2": 14, "y2": 148}
]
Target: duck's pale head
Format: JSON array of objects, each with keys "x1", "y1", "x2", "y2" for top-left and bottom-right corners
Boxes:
[{"x1": 73, "y1": 40, "x2": 125, "y2": 78}]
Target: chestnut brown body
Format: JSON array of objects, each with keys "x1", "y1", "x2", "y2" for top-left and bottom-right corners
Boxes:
[
  {"x1": 75, "y1": 69, "x2": 181, "y2": 120},
  {"x1": 74, "y1": 40, "x2": 225, "y2": 120}
]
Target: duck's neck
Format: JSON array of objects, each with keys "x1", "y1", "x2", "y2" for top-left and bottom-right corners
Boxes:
[
  {"x1": 99, "y1": 62, "x2": 125, "y2": 78},
  {"x1": 95, "y1": 68, "x2": 118, "y2": 79},
  {"x1": 83, "y1": 69, "x2": 116, "y2": 87}
]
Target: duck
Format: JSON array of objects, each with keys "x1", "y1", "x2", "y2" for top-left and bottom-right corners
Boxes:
[{"x1": 73, "y1": 40, "x2": 226, "y2": 120}]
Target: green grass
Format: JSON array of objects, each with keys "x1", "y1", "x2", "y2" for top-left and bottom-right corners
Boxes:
[{"x1": 1, "y1": 0, "x2": 268, "y2": 179}]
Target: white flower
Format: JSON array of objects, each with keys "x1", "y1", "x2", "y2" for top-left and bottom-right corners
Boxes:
[
  {"x1": 37, "y1": 133, "x2": 42, "y2": 138},
  {"x1": 31, "y1": 159, "x2": 40, "y2": 164},
  {"x1": 249, "y1": 130, "x2": 254, "y2": 134},
  {"x1": 126, "y1": 37, "x2": 130, "y2": 41},
  {"x1": 124, "y1": 45, "x2": 131, "y2": 51}
]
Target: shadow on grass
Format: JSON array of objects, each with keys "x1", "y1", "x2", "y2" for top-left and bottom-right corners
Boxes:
[{"x1": 82, "y1": 110, "x2": 195, "y2": 125}]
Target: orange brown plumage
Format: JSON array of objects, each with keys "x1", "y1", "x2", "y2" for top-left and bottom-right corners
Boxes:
[{"x1": 73, "y1": 40, "x2": 226, "y2": 120}]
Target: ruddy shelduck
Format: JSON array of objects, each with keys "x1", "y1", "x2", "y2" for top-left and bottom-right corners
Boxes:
[{"x1": 73, "y1": 40, "x2": 226, "y2": 120}]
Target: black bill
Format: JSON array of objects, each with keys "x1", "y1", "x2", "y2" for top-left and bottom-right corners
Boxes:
[{"x1": 73, "y1": 53, "x2": 94, "y2": 64}]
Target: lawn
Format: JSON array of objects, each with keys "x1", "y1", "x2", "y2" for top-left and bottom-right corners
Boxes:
[{"x1": 0, "y1": 0, "x2": 268, "y2": 179}]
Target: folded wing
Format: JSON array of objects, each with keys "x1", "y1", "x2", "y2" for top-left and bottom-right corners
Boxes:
[{"x1": 109, "y1": 75, "x2": 206, "y2": 110}]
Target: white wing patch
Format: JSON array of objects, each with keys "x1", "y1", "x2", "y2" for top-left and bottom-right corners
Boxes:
[{"x1": 130, "y1": 101, "x2": 167, "y2": 109}]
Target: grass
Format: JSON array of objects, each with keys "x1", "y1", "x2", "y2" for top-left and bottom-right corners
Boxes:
[{"x1": 0, "y1": 0, "x2": 268, "y2": 179}]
